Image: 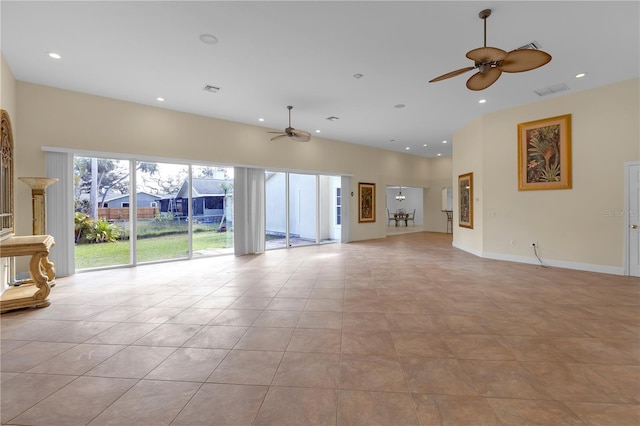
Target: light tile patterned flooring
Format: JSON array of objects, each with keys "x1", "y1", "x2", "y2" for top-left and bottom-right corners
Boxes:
[{"x1": 1, "y1": 232, "x2": 639, "y2": 425}]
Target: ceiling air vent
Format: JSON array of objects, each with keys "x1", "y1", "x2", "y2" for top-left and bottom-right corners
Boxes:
[
  {"x1": 203, "y1": 85, "x2": 220, "y2": 93},
  {"x1": 517, "y1": 41, "x2": 540, "y2": 50},
  {"x1": 534, "y1": 83, "x2": 569, "y2": 97}
]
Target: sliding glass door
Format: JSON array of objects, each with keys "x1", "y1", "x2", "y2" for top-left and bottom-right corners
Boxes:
[
  {"x1": 191, "y1": 165, "x2": 234, "y2": 257},
  {"x1": 319, "y1": 175, "x2": 342, "y2": 244},
  {"x1": 289, "y1": 173, "x2": 317, "y2": 247},
  {"x1": 265, "y1": 171, "x2": 340, "y2": 250},
  {"x1": 135, "y1": 161, "x2": 189, "y2": 263},
  {"x1": 265, "y1": 171, "x2": 287, "y2": 249},
  {"x1": 74, "y1": 156, "x2": 234, "y2": 270},
  {"x1": 73, "y1": 156, "x2": 131, "y2": 270}
]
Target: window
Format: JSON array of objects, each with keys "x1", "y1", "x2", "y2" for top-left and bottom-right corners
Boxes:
[
  {"x1": 150, "y1": 202, "x2": 158, "y2": 208},
  {"x1": 336, "y1": 187, "x2": 342, "y2": 225},
  {"x1": 205, "y1": 197, "x2": 223, "y2": 209},
  {"x1": 121, "y1": 202, "x2": 130, "y2": 208}
]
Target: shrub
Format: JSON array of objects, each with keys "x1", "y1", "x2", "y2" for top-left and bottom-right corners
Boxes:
[
  {"x1": 86, "y1": 218, "x2": 122, "y2": 243},
  {"x1": 74, "y1": 212, "x2": 92, "y2": 243}
]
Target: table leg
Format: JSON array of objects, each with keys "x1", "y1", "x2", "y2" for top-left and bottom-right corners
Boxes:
[{"x1": 29, "y1": 252, "x2": 52, "y2": 301}]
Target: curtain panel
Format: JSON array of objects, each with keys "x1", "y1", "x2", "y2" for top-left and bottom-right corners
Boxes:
[{"x1": 234, "y1": 167, "x2": 266, "y2": 255}]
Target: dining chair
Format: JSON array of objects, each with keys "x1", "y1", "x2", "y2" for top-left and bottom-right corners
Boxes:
[
  {"x1": 407, "y1": 209, "x2": 416, "y2": 226},
  {"x1": 387, "y1": 209, "x2": 396, "y2": 226}
]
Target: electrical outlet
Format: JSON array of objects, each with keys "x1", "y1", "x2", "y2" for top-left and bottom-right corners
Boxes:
[
  {"x1": 510, "y1": 240, "x2": 516, "y2": 246},
  {"x1": 530, "y1": 241, "x2": 538, "y2": 247}
]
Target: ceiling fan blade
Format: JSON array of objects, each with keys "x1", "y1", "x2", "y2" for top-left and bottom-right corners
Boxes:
[
  {"x1": 466, "y1": 46, "x2": 507, "y2": 63},
  {"x1": 291, "y1": 129, "x2": 311, "y2": 142},
  {"x1": 499, "y1": 49, "x2": 552, "y2": 73},
  {"x1": 270, "y1": 134, "x2": 288, "y2": 141},
  {"x1": 268, "y1": 131, "x2": 285, "y2": 134},
  {"x1": 429, "y1": 66, "x2": 475, "y2": 83},
  {"x1": 466, "y1": 68, "x2": 502, "y2": 91}
]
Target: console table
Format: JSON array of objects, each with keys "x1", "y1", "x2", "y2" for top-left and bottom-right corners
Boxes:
[{"x1": 0, "y1": 235, "x2": 55, "y2": 313}]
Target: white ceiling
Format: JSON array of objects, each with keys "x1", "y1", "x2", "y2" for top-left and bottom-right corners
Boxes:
[{"x1": 2, "y1": 1, "x2": 638, "y2": 158}]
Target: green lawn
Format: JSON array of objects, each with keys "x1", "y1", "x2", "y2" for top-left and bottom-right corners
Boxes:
[{"x1": 75, "y1": 231, "x2": 233, "y2": 269}]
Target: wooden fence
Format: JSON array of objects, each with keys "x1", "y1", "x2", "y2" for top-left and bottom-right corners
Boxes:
[{"x1": 98, "y1": 207, "x2": 158, "y2": 220}]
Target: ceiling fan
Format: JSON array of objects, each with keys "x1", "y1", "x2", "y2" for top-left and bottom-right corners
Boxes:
[
  {"x1": 268, "y1": 105, "x2": 311, "y2": 142},
  {"x1": 429, "y1": 9, "x2": 552, "y2": 91}
]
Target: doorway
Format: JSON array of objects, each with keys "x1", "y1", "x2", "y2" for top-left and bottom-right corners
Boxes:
[
  {"x1": 626, "y1": 162, "x2": 640, "y2": 276},
  {"x1": 385, "y1": 185, "x2": 423, "y2": 234}
]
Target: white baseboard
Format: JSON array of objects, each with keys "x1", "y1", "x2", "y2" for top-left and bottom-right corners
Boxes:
[
  {"x1": 451, "y1": 241, "x2": 483, "y2": 257},
  {"x1": 452, "y1": 242, "x2": 625, "y2": 276}
]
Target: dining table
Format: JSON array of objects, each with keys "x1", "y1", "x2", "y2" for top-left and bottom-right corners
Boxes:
[{"x1": 394, "y1": 212, "x2": 409, "y2": 226}]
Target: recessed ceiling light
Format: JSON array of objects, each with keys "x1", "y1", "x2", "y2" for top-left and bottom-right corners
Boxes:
[
  {"x1": 437, "y1": 153, "x2": 442, "y2": 156},
  {"x1": 405, "y1": 147, "x2": 410, "y2": 150},
  {"x1": 394, "y1": 104, "x2": 406, "y2": 109},
  {"x1": 423, "y1": 144, "x2": 428, "y2": 147},
  {"x1": 389, "y1": 139, "x2": 395, "y2": 142},
  {"x1": 156, "y1": 97, "x2": 165, "y2": 102},
  {"x1": 203, "y1": 85, "x2": 220, "y2": 93},
  {"x1": 478, "y1": 99, "x2": 487, "y2": 104},
  {"x1": 48, "y1": 52, "x2": 61, "y2": 59},
  {"x1": 575, "y1": 73, "x2": 587, "y2": 78},
  {"x1": 442, "y1": 140, "x2": 447, "y2": 144},
  {"x1": 199, "y1": 34, "x2": 218, "y2": 44},
  {"x1": 353, "y1": 73, "x2": 363, "y2": 79},
  {"x1": 326, "y1": 116, "x2": 339, "y2": 121},
  {"x1": 315, "y1": 130, "x2": 321, "y2": 133},
  {"x1": 258, "y1": 118, "x2": 264, "y2": 122}
]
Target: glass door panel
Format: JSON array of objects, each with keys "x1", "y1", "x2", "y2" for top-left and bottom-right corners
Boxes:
[
  {"x1": 136, "y1": 161, "x2": 189, "y2": 263},
  {"x1": 191, "y1": 165, "x2": 234, "y2": 257},
  {"x1": 289, "y1": 173, "x2": 317, "y2": 247},
  {"x1": 73, "y1": 156, "x2": 131, "y2": 270},
  {"x1": 319, "y1": 175, "x2": 341, "y2": 244},
  {"x1": 265, "y1": 171, "x2": 287, "y2": 249}
]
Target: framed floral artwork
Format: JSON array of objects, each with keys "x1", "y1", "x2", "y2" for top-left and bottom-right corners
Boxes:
[
  {"x1": 518, "y1": 114, "x2": 572, "y2": 190},
  {"x1": 358, "y1": 182, "x2": 376, "y2": 223},
  {"x1": 458, "y1": 172, "x2": 473, "y2": 229}
]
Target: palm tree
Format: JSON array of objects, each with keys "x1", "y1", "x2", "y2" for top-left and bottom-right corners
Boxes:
[{"x1": 218, "y1": 182, "x2": 233, "y2": 231}]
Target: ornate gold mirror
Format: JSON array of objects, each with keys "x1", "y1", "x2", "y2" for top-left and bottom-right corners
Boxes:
[{"x1": 1, "y1": 109, "x2": 15, "y2": 240}]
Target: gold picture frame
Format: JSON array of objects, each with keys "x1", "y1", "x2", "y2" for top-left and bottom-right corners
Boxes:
[
  {"x1": 458, "y1": 172, "x2": 473, "y2": 229},
  {"x1": 518, "y1": 114, "x2": 572, "y2": 191},
  {"x1": 358, "y1": 182, "x2": 376, "y2": 223}
]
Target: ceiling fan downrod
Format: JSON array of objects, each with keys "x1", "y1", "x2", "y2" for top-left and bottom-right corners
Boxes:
[{"x1": 479, "y1": 9, "x2": 491, "y2": 48}]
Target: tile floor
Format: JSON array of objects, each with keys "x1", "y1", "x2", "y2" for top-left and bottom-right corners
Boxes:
[{"x1": 1, "y1": 232, "x2": 638, "y2": 425}]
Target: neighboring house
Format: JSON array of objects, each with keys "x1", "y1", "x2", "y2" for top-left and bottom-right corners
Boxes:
[
  {"x1": 100, "y1": 191, "x2": 162, "y2": 208},
  {"x1": 161, "y1": 178, "x2": 234, "y2": 227}
]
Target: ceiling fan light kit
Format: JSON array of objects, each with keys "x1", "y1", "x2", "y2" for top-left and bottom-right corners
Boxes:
[
  {"x1": 429, "y1": 9, "x2": 552, "y2": 91},
  {"x1": 268, "y1": 105, "x2": 311, "y2": 142}
]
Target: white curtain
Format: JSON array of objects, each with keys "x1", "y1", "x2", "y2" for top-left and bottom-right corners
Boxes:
[
  {"x1": 45, "y1": 151, "x2": 74, "y2": 277},
  {"x1": 234, "y1": 167, "x2": 266, "y2": 255},
  {"x1": 341, "y1": 175, "x2": 351, "y2": 243}
]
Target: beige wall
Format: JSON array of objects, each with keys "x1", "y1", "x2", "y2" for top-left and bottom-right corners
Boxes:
[
  {"x1": 453, "y1": 78, "x2": 640, "y2": 274},
  {"x1": 452, "y1": 116, "x2": 484, "y2": 255},
  {"x1": 13, "y1": 81, "x2": 435, "y2": 242},
  {"x1": 1, "y1": 55, "x2": 16, "y2": 116},
  {"x1": 423, "y1": 156, "x2": 453, "y2": 233}
]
